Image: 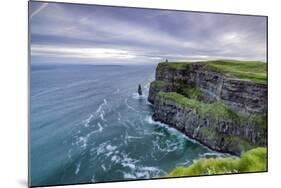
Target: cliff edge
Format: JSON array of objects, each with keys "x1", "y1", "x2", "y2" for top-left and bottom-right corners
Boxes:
[{"x1": 148, "y1": 60, "x2": 267, "y2": 155}]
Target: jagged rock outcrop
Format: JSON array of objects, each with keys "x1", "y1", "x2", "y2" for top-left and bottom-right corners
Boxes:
[{"x1": 149, "y1": 61, "x2": 267, "y2": 155}]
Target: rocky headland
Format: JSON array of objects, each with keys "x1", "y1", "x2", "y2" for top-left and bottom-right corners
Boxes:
[{"x1": 148, "y1": 60, "x2": 267, "y2": 156}]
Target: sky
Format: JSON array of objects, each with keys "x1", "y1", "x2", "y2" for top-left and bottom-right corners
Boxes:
[{"x1": 30, "y1": 1, "x2": 267, "y2": 65}]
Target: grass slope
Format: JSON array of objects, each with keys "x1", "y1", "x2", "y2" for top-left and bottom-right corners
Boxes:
[
  {"x1": 158, "y1": 92, "x2": 266, "y2": 127},
  {"x1": 206, "y1": 60, "x2": 267, "y2": 84},
  {"x1": 158, "y1": 60, "x2": 267, "y2": 84},
  {"x1": 166, "y1": 147, "x2": 267, "y2": 177},
  {"x1": 158, "y1": 92, "x2": 239, "y2": 120}
]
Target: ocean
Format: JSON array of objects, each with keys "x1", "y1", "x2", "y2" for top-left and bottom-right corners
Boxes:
[{"x1": 30, "y1": 64, "x2": 224, "y2": 186}]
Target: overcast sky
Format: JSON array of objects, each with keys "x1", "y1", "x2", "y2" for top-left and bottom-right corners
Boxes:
[{"x1": 30, "y1": 1, "x2": 267, "y2": 65}]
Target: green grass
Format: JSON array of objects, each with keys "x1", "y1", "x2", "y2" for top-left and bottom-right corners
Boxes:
[
  {"x1": 223, "y1": 135, "x2": 254, "y2": 152},
  {"x1": 150, "y1": 80, "x2": 170, "y2": 90},
  {"x1": 158, "y1": 60, "x2": 267, "y2": 84},
  {"x1": 158, "y1": 61, "x2": 192, "y2": 71},
  {"x1": 206, "y1": 60, "x2": 267, "y2": 84},
  {"x1": 249, "y1": 114, "x2": 268, "y2": 129},
  {"x1": 166, "y1": 147, "x2": 267, "y2": 177},
  {"x1": 157, "y1": 92, "x2": 239, "y2": 120},
  {"x1": 182, "y1": 87, "x2": 202, "y2": 100},
  {"x1": 157, "y1": 91, "x2": 267, "y2": 127}
]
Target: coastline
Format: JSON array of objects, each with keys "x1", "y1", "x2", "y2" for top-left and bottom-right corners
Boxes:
[{"x1": 148, "y1": 60, "x2": 267, "y2": 156}]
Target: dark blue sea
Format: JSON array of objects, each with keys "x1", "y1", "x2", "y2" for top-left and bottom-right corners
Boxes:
[{"x1": 30, "y1": 64, "x2": 224, "y2": 186}]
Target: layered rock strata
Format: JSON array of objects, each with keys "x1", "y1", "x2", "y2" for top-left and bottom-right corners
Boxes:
[{"x1": 148, "y1": 61, "x2": 267, "y2": 155}]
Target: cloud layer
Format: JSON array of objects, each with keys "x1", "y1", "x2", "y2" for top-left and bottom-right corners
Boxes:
[{"x1": 30, "y1": 2, "x2": 267, "y2": 64}]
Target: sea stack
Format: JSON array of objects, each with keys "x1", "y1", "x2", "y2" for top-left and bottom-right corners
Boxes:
[{"x1": 138, "y1": 84, "x2": 142, "y2": 96}]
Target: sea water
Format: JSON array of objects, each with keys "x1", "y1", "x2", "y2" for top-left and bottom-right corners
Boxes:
[{"x1": 30, "y1": 64, "x2": 224, "y2": 186}]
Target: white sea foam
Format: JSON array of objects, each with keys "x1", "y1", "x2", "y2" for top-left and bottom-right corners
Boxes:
[
  {"x1": 101, "y1": 164, "x2": 106, "y2": 171},
  {"x1": 120, "y1": 154, "x2": 139, "y2": 170},
  {"x1": 96, "y1": 142, "x2": 108, "y2": 155},
  {"x1": 106, "y1": 144, "x2": 117, "y2": 151},
  {"x1": 121, "y1": 122, "x2": 130, "y2": 130},
  {"x1": 134, "y1": 166, "x2": 166, "y2": 179},
  {"x1": 75, "y1": 122, "x2": 104, "y2": 150},
  {"x1": 68, "y1": 149, "x2": 72, "y2": 160},
  {"x1": 83, "y1": 114, "x2": 93, "y2": 127},
  {"x1": 136, "y1": 171, "x2": 149, "y2": 178},
  {"x1": 200, "y1": 152, "x2": 237, "y2": 159},
  {"x1": 100, "y1": 113, "x2": 104, "y2": 121},
  {"x1": 100, "y1": 148, "x2": 166, "y2": 179},
  {"x1": 122, "y1": 162, "x2": 136, "y2": 169},
  {"x1": 75, "y1": 161, "x2": 81, "y2": 174},
  {"x1": 117, "y1": 112, "x2": 122, "y2": 121},
  {"x1": 96, "y1": 106, "x2": 102, "y2": 114},
  {"x1": 123, "y1": 173, "x2": 136, "y2": 179},
  {"x1": 99, "y1": 111, "x2": 106, "y2": 121},
  {"x1": 152, "y1": 139, "x2": 178, "y2": 154},
  {"x1": 200, "y1": 152, "x2": 226, "y2": 158},
  {"x1": 152, "y1": 131, "x2": 165, "y2": 137},
  {"x1": 124, "y1": 130, "x2": 143, "y2": 141},
  {"x1": 122, "y1": 162, "x2": 166, "y2": 179},
  {"x1": 145, "y1": 115, "x2": 167, "y2": 127},
  {"x1": 125, "y1": 119, "x2": 135, "y2": 127},
  {"x1": 146, "y1": 100, "x2": 153, "y2": 106},
  {"x1": 152, "y1": 140, "x2": 165, "y2": 152},
  {"x1": 111, "y1": 155, "x2": 121, "y2": 163},
  {"x1": 127, "y1": 135, "x2": 143, "y2": 140},
  {"x1": 145, "y1": 115, "x2": 215, "y2": 150},
  {"x1": 97, "y1": 123, "x2": 103, "y2": 131},
  {"x1": 132, "y1": 92, "x2": 147, "y2": 100},
  {"x1": 105, "y1": 152, "x2": 113, "y2": 157},
  {"x1": 177, "y1": 159, "x2": 191, "y2": 166},
  {"x1": 91, "y1": 123, "x2": 103, "y2": 134},
  {"x1": 144, "y1": 82, "x2": 150, "y2": 91},
  {"x1": 91, "y1": 175, "x2": 95, "y2": 183},
  {"x1": 78, "y1": 136, "x2": 88, "y2": 149},
  {"x1": 96, "y1": 99, "x2": 107, "y2": 114},
  {"x1": 124, "y1": 98, "x2": 139, "y2": 112},
  {"x1": 139, "y1": 166, "x2": 162, "y2": 172}
]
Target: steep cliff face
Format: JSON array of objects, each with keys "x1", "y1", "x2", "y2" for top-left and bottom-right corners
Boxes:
[
  {"x1": 149, "y1": 60, "x2": 267, "y2": 155},
  {"x1": 150, "y1": 62, "x2": 267, "y2": 116}
]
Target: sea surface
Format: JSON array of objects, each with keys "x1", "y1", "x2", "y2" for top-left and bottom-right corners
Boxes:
[{"x1": 30, "y1": 64, "x2": 225, "y2": 186}]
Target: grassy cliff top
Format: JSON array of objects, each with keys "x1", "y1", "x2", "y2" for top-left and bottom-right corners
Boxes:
[
  {"x1": 157, "y1": 92, "x2": 266, "y2": 127},
  {"x1": 157, "y1": 92, "x2": 239, "y2": 120},
  {"x1": 158, "y1": 60, "x2": 267, "y2": 84},
  {"x1": 166, "y1": 147, "x2": 267, "y2": 177}
]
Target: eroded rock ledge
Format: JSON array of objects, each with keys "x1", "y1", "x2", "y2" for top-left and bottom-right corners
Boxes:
[{"x1": 148, "y1": 60, "x2": 267, "y2": 155}]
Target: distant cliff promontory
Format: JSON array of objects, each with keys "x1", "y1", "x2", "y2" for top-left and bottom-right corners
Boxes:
[{"x1": 148, "y1": 60, "x2": 267, "y2": 156}]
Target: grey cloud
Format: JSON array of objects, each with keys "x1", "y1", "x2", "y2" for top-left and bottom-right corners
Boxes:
[{"x1": 30, "y1": 2, "x2": 267, "y2": 64}]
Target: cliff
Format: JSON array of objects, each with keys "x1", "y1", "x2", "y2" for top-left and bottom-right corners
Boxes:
[{"x1": 148, "y1": 60, "x2": 267, "y2": 155}]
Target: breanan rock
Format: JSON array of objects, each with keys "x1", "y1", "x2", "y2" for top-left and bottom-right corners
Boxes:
[
  {"x1": 138, "y1": 84, "x2": 143, "y2": 96},
  {"x1": 148, "y1": 61, "x2": 267, "y2": 155}
]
